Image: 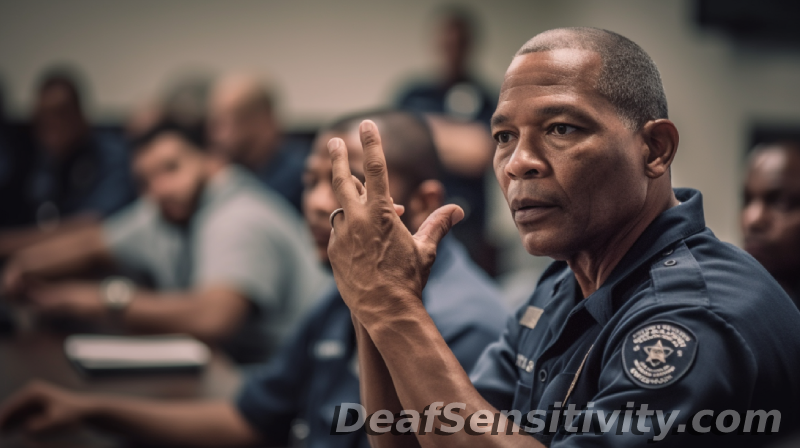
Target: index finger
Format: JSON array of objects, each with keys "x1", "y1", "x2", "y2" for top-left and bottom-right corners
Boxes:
[
  {"x1": 327, "y1": 137, "x2": 360, "y2": 209},
  {"x1": 359, "y1": 120, "x2": 391, "y2": 203}
]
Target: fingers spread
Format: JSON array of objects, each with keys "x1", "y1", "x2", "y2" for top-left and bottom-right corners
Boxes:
[
  {"x1": 328, "y1": 138, "x2": 359, "y2": 209},
  {"x1": 359, "y1": 120, "x2": 391, "y2": 203}
]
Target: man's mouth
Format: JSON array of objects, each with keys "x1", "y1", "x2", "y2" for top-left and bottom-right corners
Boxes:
[{"x1": 511, "y1": 198, "x2": 558, "y2": 224}]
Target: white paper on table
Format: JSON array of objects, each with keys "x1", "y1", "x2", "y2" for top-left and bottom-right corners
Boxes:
[{"x1": 64, "y1": 334, "x2": 210, "y2": 371}]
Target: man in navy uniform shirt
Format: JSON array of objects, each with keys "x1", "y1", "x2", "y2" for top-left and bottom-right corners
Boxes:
[
  {"x1": 324, "y1": 28, "x2": 800, "y2": 447},
  {"x1": 0, "y1": 110, "x2": 508, "y2": 448}
]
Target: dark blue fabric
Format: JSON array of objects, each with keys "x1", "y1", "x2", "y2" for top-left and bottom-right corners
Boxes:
[
  {"x1": 470, "y1": 188, "x2": 800, "y2": 446},
  {"x1": 254, "y1": 137, "x2": 310, "y2": 213},
  {"x1": 24, "y1": 130, "x2": 134, "y2": 221},
  {"x1": 235, "y1": 237, "x2": 509, "y2": 448}
]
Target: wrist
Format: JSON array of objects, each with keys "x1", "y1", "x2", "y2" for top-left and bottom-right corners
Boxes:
[
  {"x1": 100, "y1": 277, "x2": 135, "y2": 314},
  {"x1": 358, "y1": 293, "x2": 430, "y2": 338}
]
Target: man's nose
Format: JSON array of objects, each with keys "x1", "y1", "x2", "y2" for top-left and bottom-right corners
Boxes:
[
  {"x1": 743, "y1": 201, "x2": 770, "y2": 234},
  {"x1": 504, "y1": 140, "x2": 549, "y2": 180}
]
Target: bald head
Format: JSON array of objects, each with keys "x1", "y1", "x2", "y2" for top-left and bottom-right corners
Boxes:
[
  {"x1": 517, "y1": 27, "x2": 667, "y2": 130},
  {"x1": 208, "y1": 74, "x2": 280, "y2": 168},
  {"x1": 211, "y1": 74, "x2": 275, "y2": 116}
]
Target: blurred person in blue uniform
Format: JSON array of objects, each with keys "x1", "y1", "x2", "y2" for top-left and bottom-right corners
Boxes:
[
  {"x1": 208, "y1": 73, "x2": 309, "y2": 212},
  {"x1": 742, "y1": 141, "x2": 800, "y2": 305},
  {"x1": 0, "y1": 110, "x2": 509, "y2": 448},
  {"x1": 325, "y1": 28, "x2": 800, "y2": 447},
  {"x1": 0, "y1": 68, "x2": 134, "y2": 255},
  {"x1": 1, "y1": 121, "x2": 325, "y2": 363},
  {"x1": 394, "y1": 7, "x2": 498, "y2": 271}
]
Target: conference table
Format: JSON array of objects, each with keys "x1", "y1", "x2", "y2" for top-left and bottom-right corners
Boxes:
[{"x1": 0, "y1": 328, "x2": 242, "y2": 448}]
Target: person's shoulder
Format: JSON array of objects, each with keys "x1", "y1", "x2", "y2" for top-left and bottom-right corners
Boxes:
[
  {"x1": 617, "y1": 230, "x2": 800, "y2": 360},
  {"x1": 90, "y1": 129, "x2": 129, "y2": 165},
  {"x1": 423, "y1": 239, "x2": 509, "y2": 334},
  {"x1": 207, "y1": 168, "x2": 304, "y2": 229}
]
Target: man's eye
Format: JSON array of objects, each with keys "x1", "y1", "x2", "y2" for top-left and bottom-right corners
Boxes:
[
  {"x1": 494, "y1": 132, "x2": 513, "y2": 144},
  {"x1": 552, "y1": 124, "x2": 577, "y2": 135}
]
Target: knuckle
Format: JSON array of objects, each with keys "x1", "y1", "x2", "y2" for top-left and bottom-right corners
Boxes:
[
  {"x1": 331, "y1": 175, "x2": 349, "y2": 192},
  {"x1": 361, "y1": 132, "x2": 379, "y2": 148},
  {"x1": 364, "y1": 158, "x2": 385, "y2": 178}
]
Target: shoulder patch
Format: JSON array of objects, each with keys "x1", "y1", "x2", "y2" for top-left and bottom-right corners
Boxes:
[{"x1": 622, "y1": 321, "x2": 697, "y2": 389}]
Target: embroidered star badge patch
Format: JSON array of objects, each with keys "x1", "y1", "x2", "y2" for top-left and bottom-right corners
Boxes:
[{"x1": 622, "y1": 321, "x2": 698, "y2": 389}]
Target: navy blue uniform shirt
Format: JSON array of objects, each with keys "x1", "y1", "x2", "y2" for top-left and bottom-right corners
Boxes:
[
  {"x1": 236, "y1": 237, "x2": 509, "y2": 448},
  {"x1": 255, "y1": 137, "x2": 310, "y2": 213},
  {"x1": 470, "y1": 188, "x2": 800, "y2": 446}
]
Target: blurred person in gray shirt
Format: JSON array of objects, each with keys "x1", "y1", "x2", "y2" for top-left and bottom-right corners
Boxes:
[{"x1": 1, "y1": 122, "x2": 327, "y2": 363}]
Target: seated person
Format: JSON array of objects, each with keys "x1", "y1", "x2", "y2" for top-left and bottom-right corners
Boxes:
[
  {"x1": 742, "y1": 141, "x2": 800, "y2": 305},
  {"x1": 208, "y1": 73, "x2": 310, "y2": 211},
  {"x1": 0, "y1": 69, "x2": 134, "y2": 255},
  {"x1": 0, "y1": 109, "x2": 510, "y2": 447},
  {"x1": 1, "y1": 122, "x2": 327, "y2": 363}
]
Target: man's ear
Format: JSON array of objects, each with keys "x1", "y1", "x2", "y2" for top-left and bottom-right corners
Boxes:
[
  {"x1": 641, "y1": 119, "x2": 679, "y2": 179},
  {"x1": 407, "y1": 180, "x2": 446, "y2": 229}
]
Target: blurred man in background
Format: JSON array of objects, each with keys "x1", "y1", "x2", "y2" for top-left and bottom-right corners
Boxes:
[
  {"x1": 208, "y1": 73, "x2": 309, "y2": 211},
  {"x1": 742, "y1": 141, "x2": 800, "y2": 305},
  {"x1": 0, "y1": 68, "x2": 134, "y2": 255},
  {"x1": 394, "y1": 7, "x2": 498, "y2": 273},
  {"x1": 0, "y1": 109, "x2": 508, "y2": 448},
  {"x1": 1, "y1": 122, "x2": 326, "y2": 363}
]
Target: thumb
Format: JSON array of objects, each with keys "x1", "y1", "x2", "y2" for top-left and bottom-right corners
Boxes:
[{"x1": 413, "y1": 204, "x2": 464, "y2": 249}]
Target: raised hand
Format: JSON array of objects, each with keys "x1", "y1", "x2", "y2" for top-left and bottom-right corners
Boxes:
[{"x1": 326, "y1": 120, "x2": 464, "y2": 327}]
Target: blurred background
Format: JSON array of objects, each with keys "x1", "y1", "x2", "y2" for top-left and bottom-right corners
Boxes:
[
  {"x1": 2, "y1": 0, "x2": 799, "y2": 245},
  {"x1": 0, "y1": 0, "x2": 799, "y2": 446}
]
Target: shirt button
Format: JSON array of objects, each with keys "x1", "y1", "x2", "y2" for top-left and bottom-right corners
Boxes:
[
  {"x1": 538, "y1": 369, "x2": 548, "y2": 382},
  {"x1": 664, "y1": 259, "x2": 677, "y2": 266}
]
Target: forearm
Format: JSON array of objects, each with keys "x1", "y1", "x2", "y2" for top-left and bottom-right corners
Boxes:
[
  {"x1": 0, "y1": 215, "x2": 99, "y2": 258},
  {"x1": 88, "y1": 396, "x2": 260, "y2": 447},
  {"x1": 362, "y1": 298, "x2": 540, "y2": 448},
  {"x1": 123, "y1": 288, "x2": 247, "y2": 342},
  {"x1": 10, "y1": 223, "x2": 109, "y2": 278},
  {"x1": 352, "y1": 313, "x2": 412, "y2": 448}
]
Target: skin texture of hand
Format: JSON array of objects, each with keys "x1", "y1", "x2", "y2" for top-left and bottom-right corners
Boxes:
[
  {"x1": 26, "y1": 282, "x2": 106, "y2": 321},
  {"x1": 0, "y1": 381, "x2": 96, "y2": 434},
  {"x1": 326, "y1": 120, "x2": 464, "y2": 328}
]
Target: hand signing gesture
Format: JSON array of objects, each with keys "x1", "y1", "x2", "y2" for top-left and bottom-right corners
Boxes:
[{"x1": 326, "y1": 120, "x2": 464, "y2": 327}]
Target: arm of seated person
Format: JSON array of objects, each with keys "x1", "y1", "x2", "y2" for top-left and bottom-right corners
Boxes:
[
  {"x1": 2, "y1": 222, "x2": 110, "y2": 296},
  {"x1": 0, "y1": 214, "x2": 100, "y2": 259},
  {"x1": 0, "y1": 381, "x2": 260, "y2": 447},
  {"x1": 28, "y1": 283, "x2": 251, "y2": 343}
]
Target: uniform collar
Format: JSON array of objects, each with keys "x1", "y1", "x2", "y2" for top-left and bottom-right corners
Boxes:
[{"x1": 579, "y1": 188, "x2": 707, "y2": 325}]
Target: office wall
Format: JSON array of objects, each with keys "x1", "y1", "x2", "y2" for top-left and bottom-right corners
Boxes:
[{"x1": 2, "y1": 0, "x2": 799, "y2": 244}]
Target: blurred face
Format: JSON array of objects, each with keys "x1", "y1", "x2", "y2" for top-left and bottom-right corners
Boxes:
[
  {"x1": 438, "y1": 19, "x2": 470, "y2": 75},
  {"x1": 742, "y1": 147, "x2": 800, "y2": 282},
  {"x1": 492, "y1": 49, "x2": 648, "y2": 259},
  {"x1": 133, "y1": 133, "x2": 209, "y2": 224},
  {"x1": 302, "y1": 130, "x2": 409, "y2": 263},
  {"x1": 208, "y1": 98, "x2": 278, "y2": 165},
  {"x1": 34, "y1": 85, "x2": 88, "y2": 158}
]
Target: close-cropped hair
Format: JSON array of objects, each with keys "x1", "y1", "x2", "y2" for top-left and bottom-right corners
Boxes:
[{"x1": 517, "y1": 27, "x2": 669, "y2": 130}]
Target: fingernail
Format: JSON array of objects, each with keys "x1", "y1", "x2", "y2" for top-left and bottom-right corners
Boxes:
[
  {"x1": 360, "y1": 120, "x2": 375, "y2": 134},
  {"x1": 327, "y1": 138, "x2": 341, "y2": 152},
  {"x1": 450, "y1": 208, "x2": 465, "y2": 226}
]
